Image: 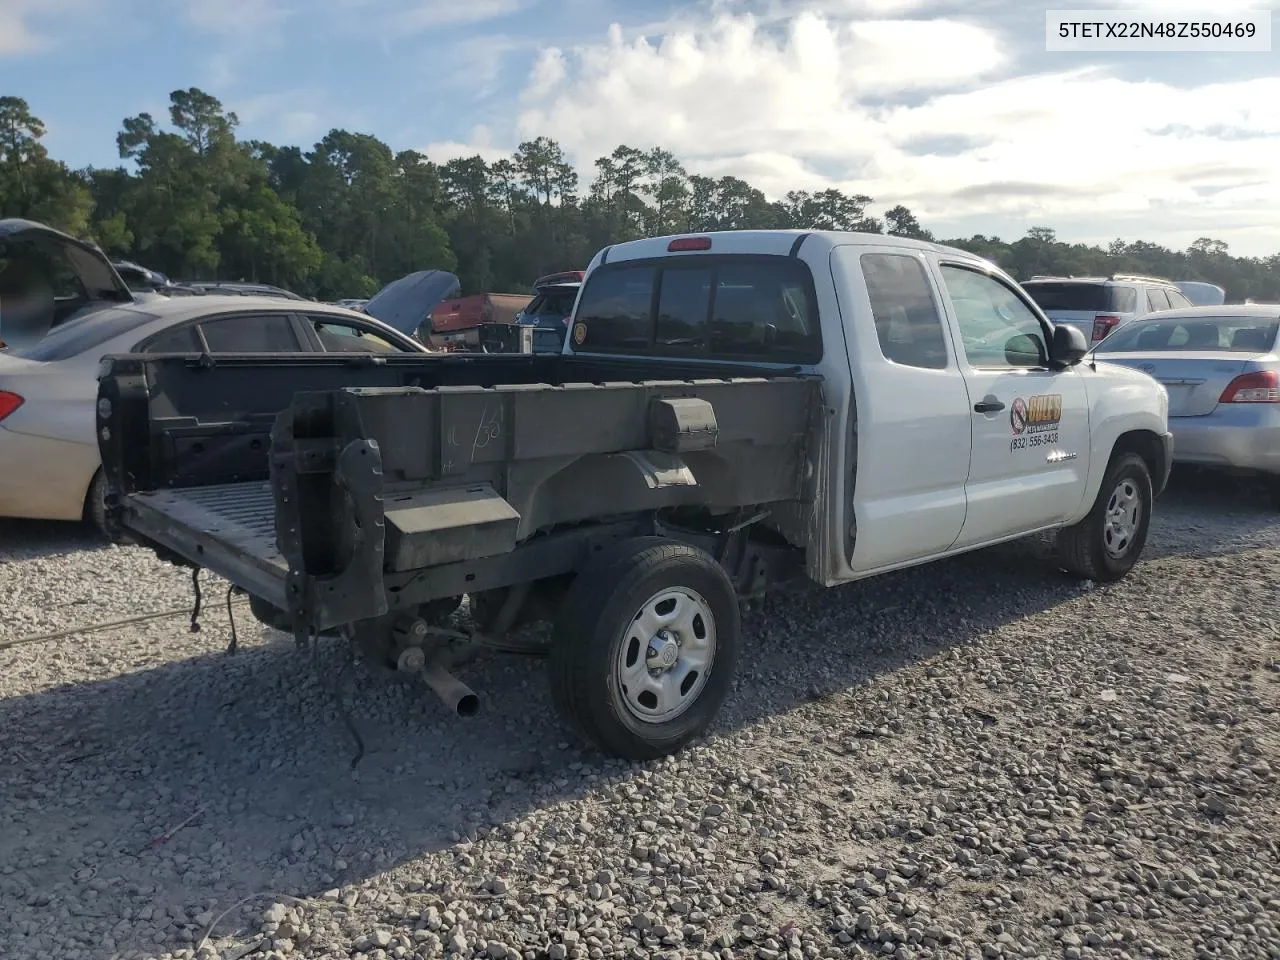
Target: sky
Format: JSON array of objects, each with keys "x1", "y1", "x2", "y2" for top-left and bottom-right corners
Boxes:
[{"x1": 2, "y1": 0, "x2": 1278, "y2": 256}]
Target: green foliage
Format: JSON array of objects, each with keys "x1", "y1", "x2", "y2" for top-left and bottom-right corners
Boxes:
[
  {"x1": 2, "y1": 89, "x2": 1278, "y2": 302},
  {"x1": 0, "y1": 96, "x2": 93, "y2": 234}
]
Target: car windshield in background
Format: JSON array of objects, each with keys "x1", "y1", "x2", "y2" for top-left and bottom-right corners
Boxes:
[
  {"x1": 10, "y1": 306, "x2": 158, "y2": 361},
  {"x1": 1023, "y1": 282, "x2": 1131, "y2": 313},
  {"x1": 1096, "y1": 316, "x2": 1280, "y2": 353},
  {"x1": 527, "y1": 289, "x2": 578, "y2": 318}
]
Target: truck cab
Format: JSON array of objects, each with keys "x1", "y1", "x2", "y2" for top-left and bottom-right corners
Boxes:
[{"x1": 570, "y1": 231, "x2": 1172, "y2": 586}]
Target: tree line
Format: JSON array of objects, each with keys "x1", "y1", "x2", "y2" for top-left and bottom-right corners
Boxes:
[{"x1": 2, "y1": 88, "x2": 1278, "y2": 302}]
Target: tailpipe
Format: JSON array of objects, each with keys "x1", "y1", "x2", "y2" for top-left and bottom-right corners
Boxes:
[
  {"x1": 394, "y1": 635, "x2": 480, "y2": 717},
  {"x1": 421, "y1": 658, "x2": 480, "y2": 717}
]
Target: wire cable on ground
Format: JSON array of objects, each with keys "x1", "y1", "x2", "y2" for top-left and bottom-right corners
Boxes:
[{"x1": 0, "y1": 599, "x2": 252, "y2": 652}]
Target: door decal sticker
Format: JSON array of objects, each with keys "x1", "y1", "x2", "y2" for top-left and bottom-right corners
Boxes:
[{"x1": 1010, "y1": 394, "x2": 1062, "y2": 451}]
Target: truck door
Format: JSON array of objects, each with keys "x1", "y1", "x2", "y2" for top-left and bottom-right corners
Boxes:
[
  {"x1": 834, "y1": 247, "x2": 973, "y2": 572},
  {"x1": 935, "y1": 261, "x2": 1091, "y2": 548}
]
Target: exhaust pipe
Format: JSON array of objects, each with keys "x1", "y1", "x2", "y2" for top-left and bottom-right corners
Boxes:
[
  {"x1": 393, "y1": 629, "x2": 480, "y2": 717},
  {"x1": 421, "y1": 659, "x2": 480, "y2": 717}
]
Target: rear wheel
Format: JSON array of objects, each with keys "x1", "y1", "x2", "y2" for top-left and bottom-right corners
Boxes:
[
  {"x1": 1055, "y1": 452, "x2": 1152, "y2": 582},
  {"x1": 84, "y1": 470, "x2": 110, "y2": 540},
  {"x1": 549, "y1": 537, "x2": 739, "y2": 761}
]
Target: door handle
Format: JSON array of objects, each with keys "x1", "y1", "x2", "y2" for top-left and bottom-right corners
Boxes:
[{"x1": 973, "y1": 399, "x2": 1005, "y2": 414}]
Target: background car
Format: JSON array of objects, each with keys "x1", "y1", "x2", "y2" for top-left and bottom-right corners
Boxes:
[
  {"x1": 361, "y1": 269, "x2": 461, "y2": 344},
  {"x1": 513, "y1": 270, "x2": 584, "y2": 352},
  {"x1": 1090, "y1": 304, "x2": 1280, "y2": 503},
  {"x1": 113, "y1": 260, "x2": 204, "y2": 298},
  {"x1": 180, "y1": 280, "x2": 307, "y2": 300},
  {"x1": 1021, "y1": 273, "x2": 1195, "y2": 344},
  {"x1": 0, "y1": 218, "x2": 136, "y2": 348},
  {"x1": 1175, "y1": 280, "x2": 1226, "y2": 307},
  {"x1": 0, "y1": 295, "x2": 430, "y2": 533}
]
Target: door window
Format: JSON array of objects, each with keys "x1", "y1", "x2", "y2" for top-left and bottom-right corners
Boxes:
[
  {"x1": 198, "y1": 313, "x2": 302, "y2": 352},
  {"x1": 861, "y1": 253, "x2": 949, "y2": 369},
  {"x1": 1145, "y1": 288, "x2": 1171, "y2": 312},
  {"x1": 311, "y1": 316, "x2": 402, "y2": 353},
  {"x1": 941, "y1": 266, "x2": 1048, "y2": 369},
  {"x1": 140, "y1": 325, "x2": 201, "y2": 352}
]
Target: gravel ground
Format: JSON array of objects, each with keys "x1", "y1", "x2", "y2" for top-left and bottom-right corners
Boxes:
[{"x1": 1, "y1": 471, "x2": 1278, "y2": 960}]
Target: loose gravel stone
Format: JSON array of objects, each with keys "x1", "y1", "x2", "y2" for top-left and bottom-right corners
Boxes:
[{"x1": 2, "y1": 476, "x2": 1279, "y2": 960}]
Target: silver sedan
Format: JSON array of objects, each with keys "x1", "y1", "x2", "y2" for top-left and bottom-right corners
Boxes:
[
  {"x1": 0, "y1": 296, "x2": 429, "y2": 531},
  {"x1": 1090, "y1": 304, "x2": 1280, "y2": 498}
]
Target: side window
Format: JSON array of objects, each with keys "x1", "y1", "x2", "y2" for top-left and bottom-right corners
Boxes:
[
  {"x1": 940, "y1": 265, "x2": 1048, "y2": 369},
  {"x1": 1111, "y1": 287, "x2": 1137, "y2": 313},
  {"x1": 140, "y1": 325, "x2": 200, "y2": 352},
  {"x1": 198, "y1": 313, "x2": 302, "y2": 352},
  {"x1": 311, "y1": 316, "x2": 402, "y2": 353},
  {"x1": 860, "y1": 253, "x2": 949, "y2": 370},
  {"x1": 1165, "y1": 288, "x2": 1193, "y2": 309},
  {"x1": 656, "y1": 266, "x2": 711, "y2": 351},
  {"x1": 1146, "y1": 288, "x2": 1170, "y2": 312},
  {"x1": 574, "y1": 265, "x2": 656, "y2": 351}
]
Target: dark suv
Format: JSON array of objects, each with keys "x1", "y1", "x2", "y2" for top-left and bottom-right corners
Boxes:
[{"x1": 514, "y1": 271, "x2": 583, "y2": 352}]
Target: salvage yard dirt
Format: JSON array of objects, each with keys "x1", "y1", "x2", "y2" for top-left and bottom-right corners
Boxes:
[{"x1": 1, "y1": 473, "x2": 1277, "y2": 960}]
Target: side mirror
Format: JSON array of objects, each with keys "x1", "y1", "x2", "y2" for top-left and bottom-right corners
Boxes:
[
  {"x1": 1050, "y1": 323, "x2": 1088, "y2": 367},
  {"x1": 1004, "y1": 333, "x2": 1045, "y2": 367}
]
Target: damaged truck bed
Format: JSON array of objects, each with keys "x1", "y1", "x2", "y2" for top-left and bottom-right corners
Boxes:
[{"x1": 98, "y1": 349, "x2": 824, "y2": 757}]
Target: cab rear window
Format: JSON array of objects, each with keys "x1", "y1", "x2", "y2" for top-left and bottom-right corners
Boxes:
[{"x1": 572, "y1": 255, "x2": 820, "y2": 363}]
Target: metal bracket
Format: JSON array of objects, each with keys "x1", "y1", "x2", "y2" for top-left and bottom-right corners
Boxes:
[{"x1": 274, "y1": 407, "x2": 390, "y2": 635}]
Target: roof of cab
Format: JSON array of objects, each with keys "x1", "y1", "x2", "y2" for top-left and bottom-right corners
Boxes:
[{"x1": 591, "y1": 229, "x2": 990, "y2": 270}]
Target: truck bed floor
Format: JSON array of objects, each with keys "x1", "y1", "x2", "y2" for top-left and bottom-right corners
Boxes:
[{"x1": 127, "y1": 481, "x2": 290, "y2": 606}]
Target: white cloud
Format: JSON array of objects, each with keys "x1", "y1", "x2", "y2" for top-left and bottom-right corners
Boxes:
[
  {"x1": 503, "y1": 6, "x2": 1280, "y2": 254},
  {"x1": 228, "y1": 89, "x2": 371, "y2": 148},
  {"x1": 523, "y1": 48, "x2": 567, "y2": 101},
  {"x1": 187, "y1": 0, "x2": 290, "y2": 35},
  {"x1": 0, "y1": 0, "x2": 91, "y2": 55},
  {"x1": 421, "y1": 128, "x2": 512, "y2": 164},
  {"x1": 389, "y1": 0, "x2": 528, "y2": 33}
]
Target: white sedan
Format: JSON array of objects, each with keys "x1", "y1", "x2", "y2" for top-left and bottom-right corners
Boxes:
[{"x1": 0, "y1": 293, "x2": 430, "y2": 533}]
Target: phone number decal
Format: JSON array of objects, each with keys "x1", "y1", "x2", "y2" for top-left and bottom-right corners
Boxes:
[{"x1": 1012, "y1": 431, "x2": 1059, "y2": 452}]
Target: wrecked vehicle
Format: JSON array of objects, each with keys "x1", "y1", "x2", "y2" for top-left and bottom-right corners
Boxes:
[
  {"x1": 97, "y1": 230, "x2": 1172, "y2": 761},
  {"x1": 361, "y1": 270, "x2": 461, "y2": 346}
]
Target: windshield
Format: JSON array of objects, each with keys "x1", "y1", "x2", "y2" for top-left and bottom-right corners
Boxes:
[
  {"x1": 526, "y1": 289, "x2": 578, "y2": 317},
  {"x1": 1095, "y1": 316, "x2": 1280, "y2": 353}
]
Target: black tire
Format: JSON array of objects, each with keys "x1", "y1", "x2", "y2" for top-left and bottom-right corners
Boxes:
[
  {"x1": 85, "y1": 469, "x2": 109, "y2": 539},
  {"x1": 1055, "y1": 452, "x2": 1152, "y2": 582},
  {"x1": 549, "y1": 537, "x2": 740, "y2": 761},
  {"x1": 249, "y1": 594, "x2": 293, "y2": 632},
  {"x1": 84, "y1": 469, "x2": 139, "y2": 545}
]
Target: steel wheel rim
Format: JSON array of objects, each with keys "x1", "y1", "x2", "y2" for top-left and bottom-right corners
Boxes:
[
  {"x1": 614, "y1": 587, "x2": 716, "y2": 724},
  {"x1": 1103, "y1": 478, "x2": 1142, "y2": 559}
]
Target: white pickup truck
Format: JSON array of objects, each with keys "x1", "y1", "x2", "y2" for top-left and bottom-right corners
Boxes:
[{"x1": 97, "y1": 230, "x2": 1172, "y2": 762}]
